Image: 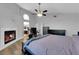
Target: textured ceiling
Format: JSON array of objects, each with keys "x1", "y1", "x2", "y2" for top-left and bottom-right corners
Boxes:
[{"x1": 17, "y1": 3, "x2": 79, "y2": 14}]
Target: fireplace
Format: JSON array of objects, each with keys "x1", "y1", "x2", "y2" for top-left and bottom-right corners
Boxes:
[{"x1": 4, "y1": 30, "x2": 16, "y2": 44}]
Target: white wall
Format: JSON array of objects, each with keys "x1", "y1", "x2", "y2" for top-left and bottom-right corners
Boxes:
[
  {"x1": 35, "y1": 14, "x2": 79, "y2": 36},
  {"x1": 0, "y1": 3, "x2": 37, "y2": 50},
  {"x1": 0, "y1": 3, "x2": 37, "y2": 40},
  {"x1": 0, "y1": 3, "x2": 24, "y2": 39}
]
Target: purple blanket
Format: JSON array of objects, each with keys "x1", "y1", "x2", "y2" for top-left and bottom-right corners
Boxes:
[
  {"x1": 24, "y1": 35, "x2": 79, "y2": 55},
  {"x1": 24, "y1": 35, "x2": 73, "y2": 55}
]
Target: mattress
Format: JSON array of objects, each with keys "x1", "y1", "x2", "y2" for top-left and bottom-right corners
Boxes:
[{"x1": 23, "y1": 34, "x2": 77, "y2": 55}]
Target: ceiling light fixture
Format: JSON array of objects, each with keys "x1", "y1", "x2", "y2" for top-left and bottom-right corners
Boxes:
[
  {"x1": 37, "y1": 3, "x2": 42, "y2": 17},
  {"x1": 37, "y1": 12, "x2": 43, "y2": 17},
  {"x1": 33, "y1": 3, "x2": 48, "y2": 17}
]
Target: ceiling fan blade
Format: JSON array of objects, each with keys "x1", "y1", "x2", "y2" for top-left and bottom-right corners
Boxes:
[
  {"x1": 35, "y1": 9, "x2": 38, "y2": 12},
  {"x1": 43, "y1": 14, "x2": 46, "y2": 16},
  {"x1": 43, "y1": 10, "x2": 47, "y2": 13}
]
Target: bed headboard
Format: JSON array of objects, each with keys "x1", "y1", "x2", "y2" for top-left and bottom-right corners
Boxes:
[{"x1": 48, "y1": 29, "x2": 66, "y2": 36}]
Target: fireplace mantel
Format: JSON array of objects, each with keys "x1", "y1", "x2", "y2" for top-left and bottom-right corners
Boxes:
[{"x1": 0, "y1": 28, "x2": 18, "y2": 51}]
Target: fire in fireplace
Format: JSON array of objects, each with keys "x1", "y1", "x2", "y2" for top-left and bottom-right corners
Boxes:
[{"x1": 4, "y1": 30, "x2": 16, "y2": 44}]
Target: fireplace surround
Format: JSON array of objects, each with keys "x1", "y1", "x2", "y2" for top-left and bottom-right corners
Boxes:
[{"x1": 0, "y1": 28, "x2": 18, "y2": 51}]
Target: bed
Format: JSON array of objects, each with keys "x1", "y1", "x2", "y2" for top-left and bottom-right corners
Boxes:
[{"x1": 22, "y1": 30, "x2": 79, "y2": 55}]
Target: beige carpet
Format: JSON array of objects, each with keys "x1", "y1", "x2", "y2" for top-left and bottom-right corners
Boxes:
[{"x1": 0, "y1": 34, "x2": 29, "y2": 55}]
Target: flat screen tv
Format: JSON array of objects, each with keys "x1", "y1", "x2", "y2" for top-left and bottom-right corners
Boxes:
[{"x1": 48, "y1": 29, "x2": 66, "y2": 36}]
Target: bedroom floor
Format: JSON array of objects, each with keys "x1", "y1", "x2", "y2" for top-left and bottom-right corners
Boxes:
[{"x1": 0, "y1": 34, "x2": 29, "y2": 55}]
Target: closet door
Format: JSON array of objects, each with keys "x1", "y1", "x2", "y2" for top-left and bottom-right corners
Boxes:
[{"x1": 43, "y1": 27, "x2": 49, "y2": 35}]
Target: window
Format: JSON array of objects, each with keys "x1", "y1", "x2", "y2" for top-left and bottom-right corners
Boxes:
[
  {"x1": 24, "y1": 22, "x2": 29, "y2": 27},
  {"x1": 23, "y1": 14, "x2": 29, "y2": 31},
  {"x1": 23, "y1": 14, "x2": 29, "y2": 20}
]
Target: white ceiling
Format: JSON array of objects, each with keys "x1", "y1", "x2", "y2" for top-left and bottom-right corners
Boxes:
[{"x1": 17, "y1": 3, "x2": 79, "y2": 14}]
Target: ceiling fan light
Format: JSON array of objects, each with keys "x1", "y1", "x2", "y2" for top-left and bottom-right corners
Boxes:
[{"x1": 37, "y1": 13, "x2": 42, "y2": 17}]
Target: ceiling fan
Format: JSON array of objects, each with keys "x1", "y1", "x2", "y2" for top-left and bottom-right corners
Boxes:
[{"x1": 33, "y1": 3, "x2": 48, "y2": 17}]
